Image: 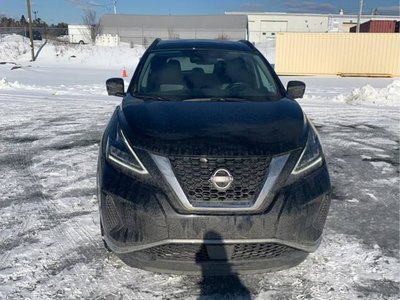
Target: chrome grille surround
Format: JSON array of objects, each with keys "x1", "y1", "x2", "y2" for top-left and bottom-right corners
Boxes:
[
  {"x1": 169, "y1": 156, "x2": 271, "y2": 206},
  {"x1": 151, "y1": 153, "x2": 290, "y2": 212}
]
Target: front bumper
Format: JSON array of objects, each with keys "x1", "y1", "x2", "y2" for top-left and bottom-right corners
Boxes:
[
  {"x1": 97, "y1": 150, "x2": 331, "y2": 274},
  {"x1": 118, "y1": 243, "x2": 309, "y2": 275}
]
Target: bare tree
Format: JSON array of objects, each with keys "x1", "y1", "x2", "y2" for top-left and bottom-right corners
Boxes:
[
  {"x1": 217, "y1": 33, "x2": 230, "y2": 40},
  {"x1": 168, "y1": 28, "x2": 179, "y2": 39},
  {"x1": 82, "y1": 9, "x2": 100, "y2": 44},
  {"x1": 142, "y1": 36, "x2": 148, "y2": 48}
]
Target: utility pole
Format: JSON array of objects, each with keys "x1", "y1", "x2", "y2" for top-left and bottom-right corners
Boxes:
[
  {"x1": 26, "y1": 0, "x2": 35, "y2": 61},
  {"x1": 356, "y1": 0, "x2": 364, "y2": 33},
  {"x1": 113, "y1": 0, "x2": 117, "y2": 14}
]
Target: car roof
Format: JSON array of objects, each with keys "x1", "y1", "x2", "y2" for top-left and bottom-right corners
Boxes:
[{"x1": 152, "y1": 39, "x2": 254, "y2": 52}]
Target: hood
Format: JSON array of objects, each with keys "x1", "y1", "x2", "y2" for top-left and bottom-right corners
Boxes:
[{"x1": 119, "y1": 95, "x2": 307, "y2": 156}]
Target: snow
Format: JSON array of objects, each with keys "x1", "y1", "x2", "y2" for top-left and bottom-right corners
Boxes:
[
  {"x1": 0, "y1": 34, "x2": 43, "y2": 62},
  {"x1": 0, "y1": 77, "x2": 13, "y2": 89},
  {"x1": 334, "y1": 80, "x2": 400, "y2": 106},
  {"x1": 35, "y1": 41, "x2": 145, "y2": 69},
  {"x1": 0, "y1": 36, "x2": 399, "y2": 299},
  {"x1": 0, "y1": 34, "x2": 145, "y2": 71}
]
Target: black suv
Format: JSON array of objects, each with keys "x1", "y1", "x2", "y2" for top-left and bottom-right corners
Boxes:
[{"x1": 98, "y1": 39, "x2": 331, "y2": 274}]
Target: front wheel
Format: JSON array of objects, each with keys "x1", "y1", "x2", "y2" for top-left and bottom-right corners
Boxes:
[{"x1": 100, "y1": 221, "x2": 111, "y2": 252}]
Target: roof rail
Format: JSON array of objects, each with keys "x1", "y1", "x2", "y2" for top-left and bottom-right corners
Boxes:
[
  {"x1": 238, "y1": 40, "x2": 256, "y2": 51},
  {"x1": 147, "y1": 38, "x2": 161, "y2": 51}
]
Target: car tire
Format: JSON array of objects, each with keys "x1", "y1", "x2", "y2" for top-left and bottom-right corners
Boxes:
[{"x1": 100, "y1": 221, "x2": 111, "y2": 252}]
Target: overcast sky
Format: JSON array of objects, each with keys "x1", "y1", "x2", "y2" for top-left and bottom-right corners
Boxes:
[{"x1": 1, "y1": 0, "x2": 399, "y2": 24}]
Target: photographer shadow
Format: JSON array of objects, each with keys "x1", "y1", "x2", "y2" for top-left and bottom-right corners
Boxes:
[{"x1": 195, "y1": 231, "x2": 251, "y2": 299}]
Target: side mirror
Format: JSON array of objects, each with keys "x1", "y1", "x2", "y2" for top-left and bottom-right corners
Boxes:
[
  {"x1": 106, "y1": 78, "x2": 125, "y2": 97},
  {"x1": 287, "y1": 81, "x2": 306, "y2": 99}
]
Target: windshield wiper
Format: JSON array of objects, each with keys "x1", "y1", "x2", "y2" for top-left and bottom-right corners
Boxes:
[
  {"x1": 182, "y1": 97, "x2": 247, "y2": 102},
  {"x1": 134, "y1": 94, "x2": 173, "y2": 101}
]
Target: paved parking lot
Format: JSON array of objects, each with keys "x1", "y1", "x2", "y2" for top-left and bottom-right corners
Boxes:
[{"x1": 0, "y1": 74, "x2": 398, "y2": 299}]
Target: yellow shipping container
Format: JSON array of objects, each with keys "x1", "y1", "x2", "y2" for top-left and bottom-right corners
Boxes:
[{"x1": 275, "y1": 33, "x2": 400, "y2": 77}]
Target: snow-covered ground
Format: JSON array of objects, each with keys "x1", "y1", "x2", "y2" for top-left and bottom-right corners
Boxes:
[{"x1": 0, "y1": 37, "x2": 399, "y2": 299}]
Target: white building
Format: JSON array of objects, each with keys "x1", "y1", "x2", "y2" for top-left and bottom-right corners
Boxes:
[
  {"x1": 98, "y1": 14, "x2": 248, "y2": 45},
  {"x1": 226, "y1": 12, "x2": 400, "y2": 43}
]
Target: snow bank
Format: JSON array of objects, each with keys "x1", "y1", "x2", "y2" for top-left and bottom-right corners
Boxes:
[
  {"x1": 0, "y1": 77, "x2": 11, "y2": 89},
  {"x1": 0, "y1": 77, "x2": 20, "y2": 89},
  {"x1": 46, "y1": 42, "x2": 145, "y2": 68},
  {"x1": 0, "y1": 76, "x2": 45, "y2": 91},
  {"x1": 0, "y1": 34, "x2": 145, "y2": 68},
  {"x1": 0, "y1": 76, "x2": 108, "y2": 96},
  {"x1": 334, "y1": 80, "x2": 400, "y2": 106},
  {"x1": 0, "y1": 34, "x2": 40, "y2": 62}
]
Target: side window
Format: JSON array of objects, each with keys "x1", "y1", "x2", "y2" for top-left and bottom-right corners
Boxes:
[
  {"x1": 242, "y1": 56, "x2": 259, "y2": 88},
  {"x1": 139, "y1": 59, "x2": 152, "y2": 89},
  {"x1": 135, "y1": 54, "x2": 155, "y2": 91},
  {"x1": 255, "y1": 63, "x2": 277, "y2": 93}
]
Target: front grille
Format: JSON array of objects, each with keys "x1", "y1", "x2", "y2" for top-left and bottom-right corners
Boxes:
[
  {"x1": 138, "y1": 243, "x2": 294, "y2": 261},
  {"x1": 169, "y1": 156, "x2": 271, "y2": 205}
]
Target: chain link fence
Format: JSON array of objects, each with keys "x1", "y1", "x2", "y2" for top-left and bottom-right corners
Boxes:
[
  {"x1": 0, "y1": 27, "x2": 68, "y2": 41},
  {"x1": 1, "y1": 26, "x2": 246, "y2": 46},
  {"x1": 100, "y1": 28, "x2": 248, "y2": 46}
]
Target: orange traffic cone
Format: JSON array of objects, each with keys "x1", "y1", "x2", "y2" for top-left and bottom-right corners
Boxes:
[{"x1": 122, "y1": 67, "x2": 127, "y2": 78}]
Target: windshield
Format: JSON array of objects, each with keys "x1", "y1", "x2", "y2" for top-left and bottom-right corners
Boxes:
[{"x1": 132, "y1": 49, "x2": 283, "y2": 101}]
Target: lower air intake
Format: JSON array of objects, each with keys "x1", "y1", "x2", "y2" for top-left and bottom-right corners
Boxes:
[{"x1": 138, "y1": 242, "x2": 294, "y2": 262}]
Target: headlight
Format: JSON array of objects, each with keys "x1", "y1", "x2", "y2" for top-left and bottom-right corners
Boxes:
[
  {"x1": 106, "y1": 125, "x2": 149, "y2": 175},
  {"x1": 291, "y1": 123, "x2": 323, "y2": 175}
]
